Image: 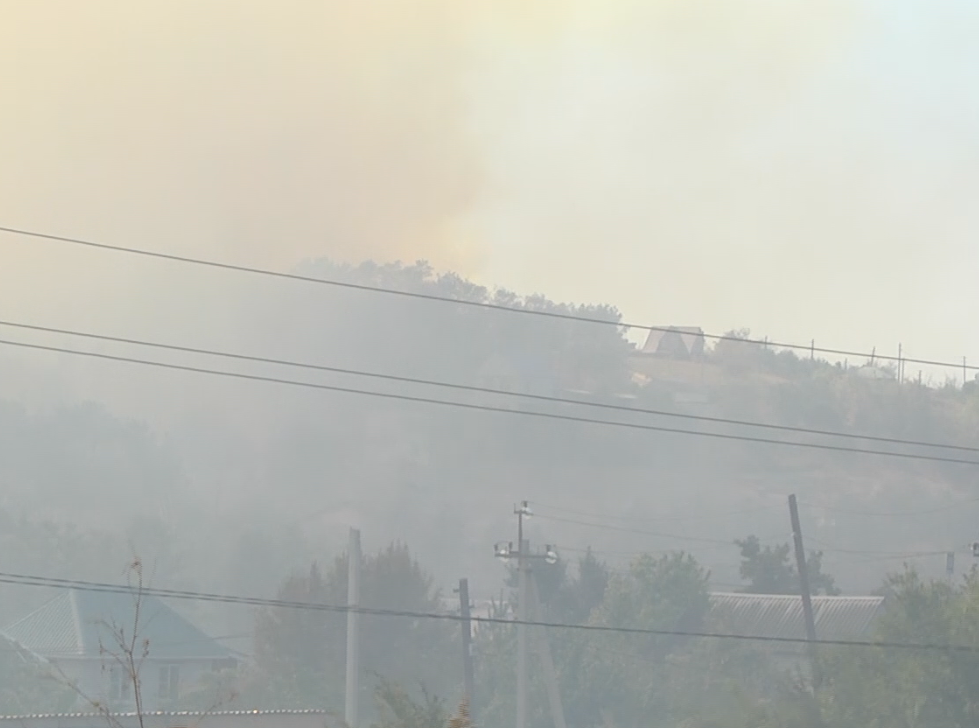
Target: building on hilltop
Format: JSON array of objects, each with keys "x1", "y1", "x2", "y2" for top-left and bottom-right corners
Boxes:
[
  {"x1": 1, "y1": 589, "x2": 238, "y2": 713},
  {"x1": 640, "y1": 327, "x2": 706, "y2": 360}
]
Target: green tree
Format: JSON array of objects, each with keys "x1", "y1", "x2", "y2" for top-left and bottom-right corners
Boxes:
[
  {"x1": 504, "y1": 547, "x2": 610, "y2": 625},
  {"x1": 569, "y1": 548, "x2": 610, "y2": 624},
  {"x1": 477, "y1": 551, "x2": 721, "y2": 728},
  {"x1": 593, "y1": 552, "x2": 710, "y2": 633},
  {"x1": 812, "y1": 568, "x2": 979, "y2": 728},
  {"x1": 736, "y1": 535, "x2": 840, "y2": 596},
  {"x1": 371, "y1": 679, "x2": 449, "y2": 728},
  {"x1": 250, "y1": 542, "x2": 457, "y2": 713}
]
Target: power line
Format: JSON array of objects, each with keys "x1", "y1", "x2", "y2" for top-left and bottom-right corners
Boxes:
[
  {"x1": 4, "y1": 319, "x2": 973, "y2": 454},
  {"x1": 3, "y1": 224, "x2": 977, "y2": 375},
  {"x1": 806, "y1": 536, "x2": 961, "y2": 558},
  {"x1": 553, "y1": 545, "x2": 651, "y2": 557},
  {"x1": 821, "y1": 552, "x2": 950, "y2": 567},
  {"x1": 532, "y1": 500, "x2": 785, "y2": 524},
  {"x1": 0, "y1": 570, "x2": 976, "y2": 654},
  {"x1": 537, "y1": 513, "x2": 953, "y2": 562},
  {"x1": 535, "y1": 514, "x2": 745, "y2": 546},
  {"x1": 799, "y1": 498, "x2": 979, "y2": 518},
  {"x1": 1, "y1": 336, "x2": 977, "y2": 466}
]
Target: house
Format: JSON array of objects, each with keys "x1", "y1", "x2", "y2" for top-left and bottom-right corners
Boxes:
[
  {"x1": 0, "y1": 709, "x2": 329, "y2": 728},
  {"x1": 640, "y1": 327, "x2": 706, "y2": 359},
  {"x1": 706, "y1": 591, "x2": 885, "y2": 670},
  {"x1": 1, "y1": 589, "x2": 238, "y2": 712}
]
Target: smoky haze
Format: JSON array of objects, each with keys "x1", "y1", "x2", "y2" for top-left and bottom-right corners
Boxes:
[
  {"x1": 1, "y1": 2, "x2": 979, "y2": 724},
  {"x1": 5, "y1": 0, "x2": 979, "y2": 358}
]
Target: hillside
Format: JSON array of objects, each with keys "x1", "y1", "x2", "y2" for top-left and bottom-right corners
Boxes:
[{"x1": 0, "y1": 261, "x2": 976, "y2": 604}]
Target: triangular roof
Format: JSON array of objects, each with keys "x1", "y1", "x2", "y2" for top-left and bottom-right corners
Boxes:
[
  {"x1": 641, "y1": 327, "x2": 705, "y2": 355},
  {"x1": 2, "y1": 589, "x2": 235, "y2": 660}
]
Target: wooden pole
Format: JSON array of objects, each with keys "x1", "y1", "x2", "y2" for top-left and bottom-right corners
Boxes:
[
  {"x1": 458, "y1": 578, "x2": 476, "y2": 710},
  {"x1": 529, "y1": 570, "x2": 568, "y2": 728},
  {"x1": 788, "y1": 495, "x2": 820, "y2": 688},
  {"x1": 345, "y1": 528, "x2": 362, "y2": 728}
]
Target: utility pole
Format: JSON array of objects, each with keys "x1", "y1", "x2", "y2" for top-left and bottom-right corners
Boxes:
[
  {"x1": 528, "y1": 571, "x2": 567, "y2": 728},
  {"x1": 345, "y1": 528, "x2": 362, "y2": 728},
  {"x1": 494, "y1": 502, "x2": 559, "y2": 728},
  {"x1": 516, "y1": 502, "x2": 529, "y2": 728},
  {"x1": 457, "y1": 578, "x2": 476, "y2": 710},
  {"x1": 788, "y1": 495, "x2": 820, "y2": 688}
]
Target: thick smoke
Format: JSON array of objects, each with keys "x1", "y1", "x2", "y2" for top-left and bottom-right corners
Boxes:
[
  {"x1": 2, "y1": 0, "x2": 856, "y2": 283},
  {"x1": 4, "y1": 2, "x2": 976, "y2": 368}
]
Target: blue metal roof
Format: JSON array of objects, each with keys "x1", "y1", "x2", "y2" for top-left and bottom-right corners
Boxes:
[{"x1": 2, "y1": 589, "x2": 235, "y2": 660}]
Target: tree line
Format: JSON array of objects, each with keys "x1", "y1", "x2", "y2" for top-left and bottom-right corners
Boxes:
[{"x1": 4, "y1": 536, "x2": 979, "y2": 728}]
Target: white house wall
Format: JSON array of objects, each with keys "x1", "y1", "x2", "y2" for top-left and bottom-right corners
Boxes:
[{"x1": 51, "y1": 658, "x2": 219, "y2": 713}]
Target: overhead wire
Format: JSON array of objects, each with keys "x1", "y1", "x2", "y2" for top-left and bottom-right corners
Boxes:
[
  {"x1": 821, "y1": 552, "x2": 951, "y2": 568},
  {"x1": 3, "y1": 228, "x2": 974, "y2": 651},
  {"x1": 535, "y1": 513, "x2": 751, "y2": 547},
  {"x1": 531, "y1": 500, "x2": 785, "y2": 524},
  {"x1": 2, "y1": 224, "x2": 977, "y2": 375},
  {"x1": 806, "y1": 536, "x2": 961, "y2": 558},
  {"x1": 1, "y1": 336, "x2": 977, "y2": 466},
  {"x1": 4, "y1": 231, "x2": 976, "y2": 589},
  {"x1": 536, "y1": 511, "x2": 958, "y2": 564},
  {"x1": 799, "y1": 498, "x2": 979, "y2": 518},
  {"x1": 3, "y1": 319, "x2": 975, "y2": 455},
  {"x1": 1, "y1": 570, "x2": 977, "y2": 654}
]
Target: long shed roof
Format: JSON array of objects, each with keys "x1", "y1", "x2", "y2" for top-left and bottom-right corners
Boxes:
[{"x1": 707, "y1": 592, "x2": 885, "y2": 642}]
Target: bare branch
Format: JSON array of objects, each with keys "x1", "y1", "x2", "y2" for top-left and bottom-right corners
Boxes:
[
  {"x1": 48, "y1": 555, "x2": 238, "y2": 728},
  {"x1": 49, "y1": 558, "x2": 148, "y2": 728},
  {"x1": 49, "y1": 660, "x2": 125, "y2": 728}
]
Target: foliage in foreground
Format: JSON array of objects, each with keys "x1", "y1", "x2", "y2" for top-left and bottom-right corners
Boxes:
[{"x1": 8, "y1": 541, "x2": 979, "y2": 728}]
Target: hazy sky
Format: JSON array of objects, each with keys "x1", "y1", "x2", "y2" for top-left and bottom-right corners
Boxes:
[{"x1": 2, "y1": 0, "x2": 978, "y2": 376}]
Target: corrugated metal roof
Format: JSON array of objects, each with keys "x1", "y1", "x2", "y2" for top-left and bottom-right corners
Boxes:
[
  {"x1": 707, "y1": 592, "x2": 885, "y2": 642},
  {"x1": 0, "y1": 711, "x2": 327, "y2": 721},
  {"x1": 1, "y1": 589, "x2": 80, "y2": 656},
  {"x1": 1, "y1": 589, "x2": 235, "y2": 660}
]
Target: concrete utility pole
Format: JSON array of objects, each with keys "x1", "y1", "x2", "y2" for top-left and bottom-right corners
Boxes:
[
  {"x1": 528, "y1": 571, "x2": 567, "y2": 728},
  {"x1": 345, "y1": 528, "x2": 362, "y2": 728},
  {"x1": 493, "y1": 502, "x2": 559, "y2": 728},
  {"x1": 457, "y1": 578, "x2": 476, "y2": 710},
  {"x1": 516, "y1": 502, "x2": 529, "y2": 728},
  {"x1": 788, "y1": 495, "x2": 820, "y2": 688}
]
